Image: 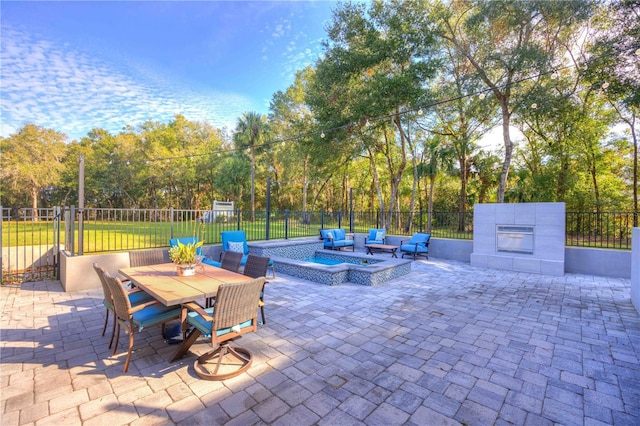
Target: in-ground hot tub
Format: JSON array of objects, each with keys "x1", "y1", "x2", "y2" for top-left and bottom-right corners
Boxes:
[{"x1": 247, "y1": 238, "x2": 412, "y2": 286}]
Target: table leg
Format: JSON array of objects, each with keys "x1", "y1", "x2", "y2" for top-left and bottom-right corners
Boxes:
[
  {"x1": 366, "y1": 246, "x2": 373, "y2": 255},
  {"x1": 169, "y1": 327, "x2": 202, "y2": 362},
  {"x1": 391, "y1": 248, "x2": 397, "y2": 258}
]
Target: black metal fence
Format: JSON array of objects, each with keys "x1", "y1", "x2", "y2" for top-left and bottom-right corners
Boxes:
[
  {"x1": 566, "y1": 211, "x2": 636, "y2": 250},
  {"x1": 1, "y1": 206, "x2": 635, "y2": 283}
]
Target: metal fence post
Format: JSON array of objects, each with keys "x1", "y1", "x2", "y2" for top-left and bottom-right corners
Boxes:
[
  {"x1": 285, "y1": 210, "x2": 289, "y2": 239},
  {"x1": 338, "y1": 211, "x2": 342, "y2": 229},
  {"x1": 236, "y1": 209, "x2": 241, "y2": 230},
  {"x1": 321, "y1": 210, "x2": 325, "y2": 229},
  {"x1": 169, "y1": 207, "x2": 174, "y2": 239},
  {"x1": 419, "y1": 209, "x2": 424, "y2": 233}
]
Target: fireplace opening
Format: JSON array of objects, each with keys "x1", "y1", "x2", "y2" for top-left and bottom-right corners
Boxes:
[{"x1": 496, "y1": 225, "x2": 534, "y2": 254}]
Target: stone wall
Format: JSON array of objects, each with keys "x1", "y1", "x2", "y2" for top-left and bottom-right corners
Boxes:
[{"x1": 470, "y1": 202, "x2": 565, "y2": 276}]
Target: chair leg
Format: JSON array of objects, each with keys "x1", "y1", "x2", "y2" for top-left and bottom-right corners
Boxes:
[
  {"x1": 193, "y1": 342, "x2": 253, "y2": 380},
  {"x1": 109, "y1": 315, "x2": 117, "y2": 349},
  {"x1": 102, "y1": 309, "x2": 109, "y2": 337},
  {"x1": 123, "y1": 331, "x2": 135, "y2": 373},
  {"x1": 112, "y1": 323, "x2": 121, "y2": 356}
]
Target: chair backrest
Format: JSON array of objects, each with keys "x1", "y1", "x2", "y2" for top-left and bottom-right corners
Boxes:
[
  {"x1": 243, "y1": 254, "x2": 270, "y2": 278},
  {"x1": 169, "y1": 237, "x2": 204, "y2": 255},
  {"x1": 221, "y1": 230, "x2": 248, "y2": 255},
  {"x1": 93, "y1": 262, "x2": 112, "y2": 302},
  {"x1": 211, "y1": 277, "x2": 265, "y2": 339},
  {"x1": 220, "y1": 250, "x2": 243, "y2": 273},
  {"x1": 129, "y1": 249, "x2": 169, "y2": 267},
  {"x1": 409, "y1": 233, "x2": 431, "y2": 246},
  {"x1": 102, "y1": 270, "x2": 134, "y2": 321}
]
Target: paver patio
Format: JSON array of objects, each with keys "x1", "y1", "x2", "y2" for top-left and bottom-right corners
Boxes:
[{"x1": 1, "y1": 257, "x2": 639, "y2": 425}]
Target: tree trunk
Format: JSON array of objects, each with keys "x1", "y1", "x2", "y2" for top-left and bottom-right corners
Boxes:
[
  {"x1": 31, "y1": 187, "x2": 39, "y2": 221},
  {"x1": 497, "y1": 100, "x2": 513, "y2": 203},
  {"x1": 250, "y1": 147, "x2": 255, "y2": 222}
]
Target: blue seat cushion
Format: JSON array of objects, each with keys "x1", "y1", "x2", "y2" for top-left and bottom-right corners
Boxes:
[
  {"x1": 401, "y1": 244, "x2": 429, "y2": 253},
  {"x1": 202, "y1": 258, "x2": 221, "y2": 268},
  {"x1": 186, "y1": 307, "x2": 254, "y2": 337},
  {"x1": 131, "y1": 304, "x2": 180, "y2": 330}
]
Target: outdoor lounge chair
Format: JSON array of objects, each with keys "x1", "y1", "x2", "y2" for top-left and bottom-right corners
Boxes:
[
  {"x1": 220, "y1": 230, "x2": 276, "y2": 278},
  {"x1": 319, "y1": 228, "x2": 355, "y2": 251},
  {"x1": 364, "y1": 228, "x2": 387, "y2": 245},
  {"x1": 102, "y1": 270, "x2": 181, "y2": 372},
  {"x1": 169, "y1": 237, "x2": 221, "y2": 267},
  {"x1": 181, "y1": 277, "x2": 265, "y2": 380},
  {"x1": 92, "y1": 262, "x2": 154, "y2": 349},
  {"x1": 400, "y1": 233, "x2": 431, "y2": 260}
]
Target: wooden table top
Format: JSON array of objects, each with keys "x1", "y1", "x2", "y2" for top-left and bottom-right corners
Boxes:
[{"x1": 119, "y1": 263, "x2": 252, "y2": 306}]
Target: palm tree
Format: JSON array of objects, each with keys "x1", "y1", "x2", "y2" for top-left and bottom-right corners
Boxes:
[{"x1": 233, "y1": 112, "x2": 269, "y2": 221}]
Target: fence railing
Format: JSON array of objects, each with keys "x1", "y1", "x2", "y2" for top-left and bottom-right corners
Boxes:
[
  {"x1": 2, "y1": 206, "x2": 635, "y2": 283},
  {"x1": 566, "y1": 211, "x2": 636, "y2": 250}
]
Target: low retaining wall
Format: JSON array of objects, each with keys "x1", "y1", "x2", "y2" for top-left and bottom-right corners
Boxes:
[{"x1": 58, "y1": 235, "x2": 632, "y2": 292}]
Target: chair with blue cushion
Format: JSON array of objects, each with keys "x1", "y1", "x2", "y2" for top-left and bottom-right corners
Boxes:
[
  {"x1": 169, "y1": 236, "x2": 221, "y2": 268},
  {"x1": 179, "y1": 277, "x2": 265, "y2": 380},
  {"x1": 319, "y1": 228, "x2": 355, "y2": 251},
  {"x1": 221, "y1": 230, "x2": 276, "y2": 278},
  {"x1": 243, "y1": 254, "x2": 270, "y2": 325},
  {"x1": 365, "y1": 228, "x2": 387, "y2": 245},
  {"x1": 93, "y1": 262, "x2": 154, "y2": 349},
  {"x1": 103, "y1": 270, "x2": 181, "y2": 373},
  {"x1": 400, "y1": 233, "x2": 431, "y2": 260}
]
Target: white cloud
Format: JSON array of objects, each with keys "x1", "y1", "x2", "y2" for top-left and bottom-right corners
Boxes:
[{"x1": 1, "y1": 26, "x2": 254, "y2": 140}]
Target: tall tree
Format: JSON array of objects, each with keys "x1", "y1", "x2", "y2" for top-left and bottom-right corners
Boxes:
[
  {"x1": 308, "y1": 0, "x2": 440, "y2": 225},
  {"x1": 234, "y1": 112, "x2": 269, "y2": 221},
  {"x1": 585, "y1": 0, "x2": 640, "y2": 224},
  {"x1": 436, "y1": 0, "x2": 593, "y2": 202},
  {"x1": 0, "y1": 124, "x2": 67, "y2": 217}
]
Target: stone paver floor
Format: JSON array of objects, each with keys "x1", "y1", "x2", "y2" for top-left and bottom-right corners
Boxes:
[{"x1": 1, "y1": 257, "x2": 639, "y2": 425}]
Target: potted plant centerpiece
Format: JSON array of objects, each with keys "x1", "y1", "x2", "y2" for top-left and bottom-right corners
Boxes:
[{"x1": 168, "y1": 240, "x2": 204, "y2": 276}]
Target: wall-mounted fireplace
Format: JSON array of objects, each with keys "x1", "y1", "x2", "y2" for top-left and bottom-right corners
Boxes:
[
  {"x1": 496, "y1": 225, "x2": 534, "y2": 254},
  {"x1": 471, "y1": 203, "x2": 565, "y2": 276}
]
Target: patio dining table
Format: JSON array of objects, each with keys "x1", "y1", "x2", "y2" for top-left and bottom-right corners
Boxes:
[{"x1": 119, "y1": 262, "x2": 253, "y2": 362}]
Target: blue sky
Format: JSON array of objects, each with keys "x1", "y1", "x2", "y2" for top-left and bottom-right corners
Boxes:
[{"x1": 1, "y1": 1, "x2": 337, "y2": 140}]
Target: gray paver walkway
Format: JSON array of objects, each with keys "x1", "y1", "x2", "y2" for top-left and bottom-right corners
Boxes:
[{"x1": 1, "y1": 258, "x2": 639, "y2": 425}]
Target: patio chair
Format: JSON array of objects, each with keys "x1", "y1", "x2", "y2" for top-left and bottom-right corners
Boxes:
[
  {"x1": 202, "y1": 250, "x2": 244, "y2": 307},
  {"x1": 400, "y1": 233, "x2": 431, "y2": 260},
  {"x1": 129, "y1": 248, "x2": 169, "y2": 267},
  {"x1": 220, "y1": 250, "x2": 243, "y2": 273},
  {"x1": 364, "y1": 228, "x2": 387, "y2": 245},
  {"x1": 243, "y1": 254, "x2": 270, "y2": 325},
  {"x1": 103, "y1": 270, "x2": 181, "y2": 373},
  {"x1": 319, "y1": 228, "x2": 355, "y2": 251},
  {"x1": 92, "y1": 262, "x2": 154, "y2": 349},
  {"x1": 181, "y1": 277, "x2": 265, "y2": 380},
  {"x1": 221, "y1": 230, "x2": 276, "y2": 278}
]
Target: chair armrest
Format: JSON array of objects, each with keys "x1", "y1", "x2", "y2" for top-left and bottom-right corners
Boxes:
[
  {"x1": 183, "y1": 301, "x2": 213, "y2": 322},
  {"x1": 130, "y1": 299, "x2": 161, "y2": 313}
]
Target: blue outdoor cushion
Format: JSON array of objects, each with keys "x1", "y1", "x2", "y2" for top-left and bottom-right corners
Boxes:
[
  {"x1": 186, "y1": 307, "x2": 254, "y2": 337},
  {"x1": 169, "y1": 237, "x2": 204, "y2": 255},
  {"x1": 221, "y1": 231, "x2": 249, "y2": 255},
  {"x1": 131, "y1": 304, "x2": 180, "y2": 330},
  {"x1": 367, "y1": 228, "x2": 386, "y2": 244}
]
